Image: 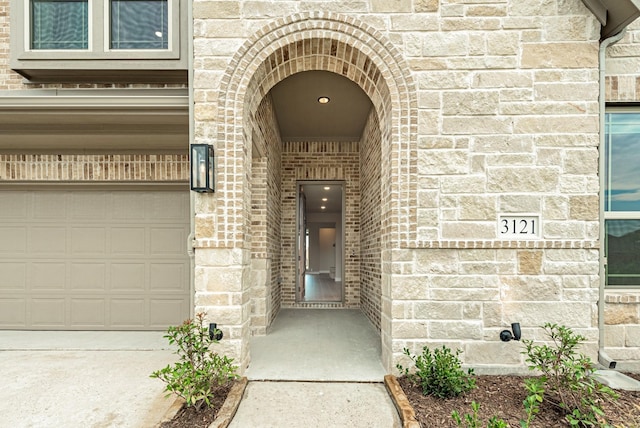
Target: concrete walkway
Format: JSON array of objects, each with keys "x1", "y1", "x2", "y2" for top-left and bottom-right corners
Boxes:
[
  {"x1": 232, "y1": 309, "x2": 401, "y2": 427},
  {"x1": 229, "y1": 381, "x2": 401, "y2": 428},
  {"x1": 0, "y1": 310, "x2": 401, "y2": 427},
  {"x1": 0, "y1": 332, "x2": 176, "y2": 428}
]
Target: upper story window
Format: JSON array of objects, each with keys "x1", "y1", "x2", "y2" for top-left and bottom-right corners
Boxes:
[
  {"x1": 11, "y1": 0, "x2": 186, "y2": 83},
  {"x1": 604, "y1": 110, "x2": 640, "y2": 288},
  {"x1": 110, "y1": 0, "x2": 168, "y2": 50},
  {"x1": 31, "y1": 0, "x2": 89, "y2": 50}
]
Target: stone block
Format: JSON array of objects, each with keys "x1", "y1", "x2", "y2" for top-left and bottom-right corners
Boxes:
[
  {"x1": 521, "y1": 43, "x2": 598, "y2": 69},
  {"x1": 393, "y1": 321, "x2": 429, "y2": 339},
  {"x1": 605, "y1": 303, "x2": 640, "y2": 325},
  {"x1": 604, "y1": 325, "x2": 626, "y2": 347},
  {"x1": 503, "y1": 302, "x2": 594, "y2": 328},
  {"x1": 414, "y1": 0, "x2": 438, "y2": 12},
  {"x1": 442, "y1": 222, "x2": 495, "y2": 240},
  {"x1": 193, "y1": 1, "x2": 240, "y2": 19},
  {"x1": 429, "y1": 321, "x2": 483, "y2": 340},
  {"x1": 443, "y1": 91, "x2": 500, "y2": 115},
  {"x1": 517, "y1": 251, "x2": 543, "y2": 275},
  {"x1": 391, "y1": 276, "x2": 430, "y2": 300},
  {"x1": 501, "y1": 276, "x2": 561, "y2": 301},
  {"x1": 465, "y1": 342, "x2": 522, "y2": 365},
  {"x1": 370, "y1": 0, "x2": 411, "y2": 12},
  {"x1": 414, "y1": 302, "x2": 464, "y2": 320},
  {"x1": 569, "y1": 195, "x2": 598, "y2": 221},
  {"x1": 415, "y1": 250, "x2": 459, "y2": 274},
  {"x1": 458, "y1": 195, "x2": 497, "y2": 220},
  {"x1": 488, "y1": 167, "x2": 559, "y2": 193}
]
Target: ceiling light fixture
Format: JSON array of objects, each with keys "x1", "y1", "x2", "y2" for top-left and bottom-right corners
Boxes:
[
  {"x1": 321, "y1": 206, "x2": 326, "y2": 210},
  {"x1": 324, "y1": 186, "x2": 330, "y2": 190},
  {"x1": 317, "y1": 96, "x2": 330, "y2": 104},
  {"x1": 322, "y1": 198, "x2": 328, "y2": 201}
]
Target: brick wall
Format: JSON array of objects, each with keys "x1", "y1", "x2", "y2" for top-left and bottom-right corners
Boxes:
[
  {"x1": 0, "y1": 154, "x2": 187, "y2": 181},
  {"x1": 360, "y1": 109, "x2": 382, "y2": 331},
  {"x1": 280, "y1": 141, "x2": 361, "y2": 308},
  {"x1": 249, "y1": 94, "x2": 282, "y2": 334}
]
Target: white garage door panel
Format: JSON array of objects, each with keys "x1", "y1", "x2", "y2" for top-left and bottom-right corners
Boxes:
[{"x1": 0, "y1": 189, "x2": 190, "y2": 330}]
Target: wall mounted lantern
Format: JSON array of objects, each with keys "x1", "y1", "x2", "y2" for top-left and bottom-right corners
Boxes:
[{"x1": 190, "y1": 144, "x2": 214, "y2": 193}]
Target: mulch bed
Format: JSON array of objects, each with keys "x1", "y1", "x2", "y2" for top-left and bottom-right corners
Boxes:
[
  {"x1": 158, "y1": 383, "x2": 232, "y2": 428},
  {"x1": 399, "y1": 373, "x2": 640, "y2": 428}
]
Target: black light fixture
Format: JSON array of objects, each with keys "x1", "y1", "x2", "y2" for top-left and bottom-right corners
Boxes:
[
  {"x1": 190, "y1": 144, "x2": 214, "y2": 193},
  {"x1": 500, "y1": 323, "x2": 522, "y2": 342}
]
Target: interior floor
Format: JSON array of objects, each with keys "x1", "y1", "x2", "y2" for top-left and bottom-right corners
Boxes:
[
  {"x1": 302, "y1": 273, "x2": 342, "y2": 302},
  {"x1": 245, "y1": 308, "x2": 385, "y2": 381}
]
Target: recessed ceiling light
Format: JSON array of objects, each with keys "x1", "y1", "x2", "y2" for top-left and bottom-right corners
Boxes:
[
  {"x1": 317, "y1": 96, "x2": 330, "y2": 104},
  {"x1": 321, "y1": 206, "x2": 326, "y2": 210},
  {"x1": 322, "y1": 198, "x2": 328, "y2": 201},
  {"x1": 324, "y1": 186, "x2": 330, "y2": 190}
]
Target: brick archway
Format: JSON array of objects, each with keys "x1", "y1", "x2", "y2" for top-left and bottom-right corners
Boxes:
[
  {"x1": 214, "y1": 12, "x2": 418, "y2": 250},
  {"x1": 202, "y1": 12, "x2": 418, "y2": 371}
]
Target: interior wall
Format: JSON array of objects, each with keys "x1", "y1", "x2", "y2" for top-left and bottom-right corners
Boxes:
[
  {"x1": 360, "y1": 109, "x2": 383, "y2": 331},
  {"x1": 281, "y1": 141, "x2": 360, "y2": 307},
  {"x1": 249, "y1": 94, "x2": 282, "y2": 334}
]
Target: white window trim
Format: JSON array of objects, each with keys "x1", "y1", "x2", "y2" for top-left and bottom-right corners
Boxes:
[{"x1": 15, "y1": 0, "x2": 180, "y2": 61}]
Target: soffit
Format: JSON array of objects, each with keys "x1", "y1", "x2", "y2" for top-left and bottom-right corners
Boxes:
[
  {"x1": 582, "y1": 0, "x2": 640, "y2": 39},
  {"x1": 270, "y1": 71, "x2": 373, "y2": 142},
  {"x1": 0, "y1": 89, "x2": 188, "y2": 152}
]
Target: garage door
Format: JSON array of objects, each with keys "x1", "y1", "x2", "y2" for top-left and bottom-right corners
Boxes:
[{"x1": 0, "y1": 189, "x2": 190, "y2": 330}]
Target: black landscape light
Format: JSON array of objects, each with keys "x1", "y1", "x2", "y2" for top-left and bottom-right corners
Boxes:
[
  {"x1": 500, "y1": 323, "x2": 522, "y2": 342},
  {"x1": 209, "y1": 323, "x2": 223, "y2": 341}
]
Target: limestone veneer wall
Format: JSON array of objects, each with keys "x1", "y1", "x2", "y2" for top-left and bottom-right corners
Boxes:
[{"x1": 190, "y1": 1, "x2": 640, "y2": 372}]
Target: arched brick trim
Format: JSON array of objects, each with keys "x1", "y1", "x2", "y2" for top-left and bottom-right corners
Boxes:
[{"x1": 213, "y1": 12, "x2": 418, "y2": 249}]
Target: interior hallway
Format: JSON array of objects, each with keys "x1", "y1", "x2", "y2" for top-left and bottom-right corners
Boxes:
[
  {"x1": 245, "y1": 308, "x2": 386, "y2": 381},
  {"x1": 302, "y1": 273, "x2": 342, "y2": 302}
]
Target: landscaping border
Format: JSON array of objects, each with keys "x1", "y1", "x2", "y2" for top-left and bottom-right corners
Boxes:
[
  {"x1": 384, "y1": 374, "x2": 420, "y2": 428},
  {"x1": 156, "y1": 377, "x2": 248, "y2": 428}
]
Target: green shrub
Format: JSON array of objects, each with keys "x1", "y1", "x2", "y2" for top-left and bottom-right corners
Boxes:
[
  {"x1": 150, "y1": 313, "x2": 238, "y2": 410},
  {"x1": 452, "y1": 402, "x2": 507, "y2": 428},
  {"x1": 397, "y1": 345, "x2": 476, "y2": 399},
  {"x1": 523, "y1": 323, "x2": 618, "y2": 427}
]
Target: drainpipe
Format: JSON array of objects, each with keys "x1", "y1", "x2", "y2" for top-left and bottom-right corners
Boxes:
[
  {"x1": 187, "y1": 0, "x2": 196, "y2": 318},
  {"x1": 597, "y1": 28, "x2": 627, "y2": 370}
]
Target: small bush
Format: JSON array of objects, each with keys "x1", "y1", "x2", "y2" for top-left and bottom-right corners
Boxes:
[
  {"x1": 151, "y1": 313, "x2": 238, "y2": 410},
  {"x1": 523, "y1": 323, "x2": 618, "y2": 427},
  {"x1": 452, "y1": 402, "x2": 507, "y2": 428},
  {"x1": 397, "y1": 345, "x2": 476, "y2": 399}
]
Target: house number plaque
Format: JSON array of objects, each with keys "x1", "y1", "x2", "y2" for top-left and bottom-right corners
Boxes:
[{"x1": 498, "y1": 214, "x2": 540, "y2": 239}]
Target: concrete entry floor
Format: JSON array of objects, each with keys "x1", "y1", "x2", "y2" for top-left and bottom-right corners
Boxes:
[{"x1": 245, "y1": 308, "x2": 387, "y2": 381}]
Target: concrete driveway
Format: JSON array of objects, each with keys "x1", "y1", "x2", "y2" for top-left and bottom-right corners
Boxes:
[{"x1": 0, "y1": 331, "x2": 177, "y2": 428}]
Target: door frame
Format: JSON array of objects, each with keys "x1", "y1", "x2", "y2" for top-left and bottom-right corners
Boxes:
[{"x1": 295, "y1": 180, "x2": 345, "y2": 304}]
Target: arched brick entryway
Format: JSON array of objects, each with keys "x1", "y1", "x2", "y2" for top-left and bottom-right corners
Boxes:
[{"x1": 194, "y1": 12, "x2": 417, "y2": 371}]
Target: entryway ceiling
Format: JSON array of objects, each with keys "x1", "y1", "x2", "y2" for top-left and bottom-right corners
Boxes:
[{"x1": 270, "y1": 70, "x2": 373, "y2": 142}]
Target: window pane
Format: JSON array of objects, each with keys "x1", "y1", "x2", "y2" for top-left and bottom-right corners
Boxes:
[
  {"x1": 605, "y1": 112, "x2": 640, "y2": 211},
  {"x1": 606, "y1": 220, "x2": 640, "y2": 286},
  {"x1": 31, "y1": 0, "x2": 88, "y2": 50},
  {"x1": 111, "y1": 0, "x2": 168, "y2": 49}
]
